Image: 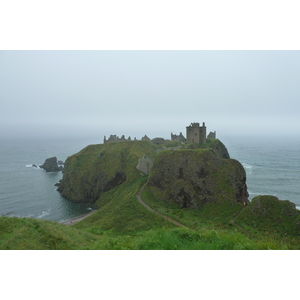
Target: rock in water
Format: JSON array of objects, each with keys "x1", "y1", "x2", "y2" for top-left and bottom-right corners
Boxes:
[{"x1": 40, "y1": 157, "x2": 63, "y2": 172}]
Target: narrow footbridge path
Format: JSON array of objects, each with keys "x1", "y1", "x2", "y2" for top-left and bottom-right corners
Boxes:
[{"x1": 136, "y1": 184, "x2": 189, "y2": 229}]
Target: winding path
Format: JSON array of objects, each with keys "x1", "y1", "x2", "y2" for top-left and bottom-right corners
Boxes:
[
  {"x1": 61, "y1": 211, "x2": 96, "y2": 226},
  {"x1": 136, "y1": 184, "x2": 189, "y2": 229},
  {"x1": 229, "y1": 208, "x2": 252, "y2": 237}
]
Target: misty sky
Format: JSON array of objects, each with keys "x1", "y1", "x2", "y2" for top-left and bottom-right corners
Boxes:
[{"x1": 1, "y1": 51, "x2": 299, "y2": 140}]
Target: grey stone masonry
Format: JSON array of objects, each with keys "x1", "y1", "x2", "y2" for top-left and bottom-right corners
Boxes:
[{"x1": 136, "y1": 154, "x2": 154, "y2": 175}]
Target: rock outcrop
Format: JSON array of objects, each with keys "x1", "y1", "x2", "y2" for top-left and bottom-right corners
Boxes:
[
  {"x1": 148, "y1": 149, "x2": 249, "y2": 209},
  {"x1": 57, "y1": 141, "x2": 158, "y2": 203},
  {"x1": 40, "y1": 157, "x2": 63, "y2": 172},
  {"x1": 235, "y1": 195, "x2": 300, "y2": 236},
  {"x1": 57, "y1": 139, "x2": 245, "y2": 206},
  {"x1": 188, "y1": 138, "x2": 230, "y2": 159}
]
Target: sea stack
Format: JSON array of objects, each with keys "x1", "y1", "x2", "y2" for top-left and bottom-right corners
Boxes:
[{"x1": 40, "y1": 157, "x2": 63, "y2": 172}]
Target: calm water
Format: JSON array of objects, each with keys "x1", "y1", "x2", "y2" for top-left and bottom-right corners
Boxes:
[
  {"x1": 222, "y1": 135, "x2": 300, "y2": 207},
  {"x1": 0, "y1": 137, "x2": 100, "y2": 222},
  {"x1": 0, "y1": 135, "x2": 299, "y2": 222}
]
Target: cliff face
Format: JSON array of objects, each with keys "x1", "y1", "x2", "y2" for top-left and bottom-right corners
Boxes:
[
  {"x1": 57, "y1": 141, "x2": 157, "y2": 203},
  {"x1": 57, "y1": 139, "x2": 245, "y2": 205},
  {"x1": 147, "y1": 149, "x2": 248, "y2": 208},
  {"x1": 188, "y1": 138, "x2": 230, "y2": 159}
]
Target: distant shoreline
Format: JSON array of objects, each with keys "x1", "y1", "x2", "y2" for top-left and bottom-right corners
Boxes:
[{"x1": 60, "y1": 210, "x2": 96, "y2": 226}]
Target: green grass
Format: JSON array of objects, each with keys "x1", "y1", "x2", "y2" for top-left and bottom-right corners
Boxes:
[
  {"x1": 234, "y1": 195, "x2": 300, "y2": 237},
  {"x1": 141, "y1": 185, "x2": 244, "y2": 229},
  {"x1": 81, "y1": 227, "x2": 293, "y2": 250},
  {"x1": 2, "y1": 193, "x2": 299, "y2": 249},
  {"x1": 2, "y1": 140, "x2": 300, "y2": 250},
  {"x1": 0, "y1": 216, "x2": 98, "y2": 250},
  {"x1": 73, "y1": 176, "x2": 177, "y2": 235}
]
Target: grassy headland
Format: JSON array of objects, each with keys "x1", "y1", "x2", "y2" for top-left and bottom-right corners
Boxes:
[{"x1": 2, "y1": 139, "x2": 300, "y2": 250}]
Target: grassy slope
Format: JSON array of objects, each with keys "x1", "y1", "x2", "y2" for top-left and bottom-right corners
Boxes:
[
  {"x1": 2, "y1": 140, "x2": 300, "y2": 250},
  {"x1": 0, "y1": 216, "x2": 98, "y2": 250},
  {"x1": 66, "y1": 140, "x2": 159, "y2": 180},
  {"x1": 74, "y1": 176, "x2": 177, "y2": 235},
  {"x1": 235, "y1": 195, "x2": 300, "y2": 237}
]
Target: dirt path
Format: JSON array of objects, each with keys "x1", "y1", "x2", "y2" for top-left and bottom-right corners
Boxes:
[
  {"x1": 136, "y1": 185, "x2": 189, "y2": 229},
  {"x1": 61, "y1": 211, "x2": 96, "y2": 226},
  {"x1": 229, "y1": 208, "x2": 252, "y2": 237}
]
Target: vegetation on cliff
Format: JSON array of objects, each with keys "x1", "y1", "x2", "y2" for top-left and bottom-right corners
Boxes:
[
  {"x1": 2, "y1": 138, "x2": 300, "y2": 250},
  {"x1": 57, "y1": 139, "x2": 229, "y2": 204},
  {"x1": 0, "y1": 216, "x2": 98, "y2": 250},
  {"x1": 148, "y1": 149, "x2": 248, "y2": 208},
  {"x1": 57, "y1": 140, "x2": 158, "y2": 203}
]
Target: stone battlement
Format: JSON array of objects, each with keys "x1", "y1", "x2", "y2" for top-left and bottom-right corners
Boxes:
[
  {"x1": 104, "y1": 122, "x2": 216, "y2": 145},
  {"x1": 104, "y1": 134, "x2": 150, "y2": 143}
]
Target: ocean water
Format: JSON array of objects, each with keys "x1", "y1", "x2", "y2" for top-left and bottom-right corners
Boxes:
[
  {"x1": 222, "y1": 135, "x2": 300, "y2": 208},
  {"x1": 0, "y1": 135, "x2": 299, "y2": 222},
  {"x1": 0, "y1": 137, "x2": 101, "y2": 222}
]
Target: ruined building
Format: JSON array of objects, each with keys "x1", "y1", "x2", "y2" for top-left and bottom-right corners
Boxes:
[
  {"x1": 105, "y1": 122, "x2": 215, "y2": 145},
  {"x1": 171, "y1": 132, "x2": 186, "y2": 143},
  {"x1": 141, "y1": 135, "x2": 150, "y2": 141},
  {"x1": 171, "y1": 122, "x2": 216, "y2": 144},
  {"x1": 186, "y1": 122, "x2": 207, "y2": 144},
  {"x1": 136, "y1": 154, "x2": 154, "y2": 175},
  {"x1": 104, "y1": 135, "x2": 133, "y2": 143},
  {"x1": 104, "y1": 134, "x2": 150, "y2": 144},
  {"x1": 207, "y1": 131, "x2": 216, "y2": 139}
]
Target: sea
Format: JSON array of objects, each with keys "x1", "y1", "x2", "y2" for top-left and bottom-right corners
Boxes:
[{"x1": 0, "y1": 135, "x2": 299, "y2": 223}]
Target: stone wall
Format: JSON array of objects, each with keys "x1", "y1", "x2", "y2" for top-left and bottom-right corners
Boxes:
[
  {"x1": 186, "y1": 122, "x2": 206, "y2": 144},
  {"x1": 136, "y1": 155, "x2": 154, "y2": 175}
]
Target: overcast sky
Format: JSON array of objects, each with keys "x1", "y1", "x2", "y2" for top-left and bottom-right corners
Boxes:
[{"x1": 1, "y1": 50, "x2": 299, "y2": 140}]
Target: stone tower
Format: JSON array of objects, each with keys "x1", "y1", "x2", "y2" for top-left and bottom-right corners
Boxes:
[{"x1": 186, "y1": 122, "x2": 206, "y2": 144}]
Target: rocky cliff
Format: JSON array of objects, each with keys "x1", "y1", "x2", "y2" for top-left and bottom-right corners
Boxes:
[
  {"x1": 57, "y1": 141, "x2": 157, "y2": 203},
  {"x1": 57, "y1": 139, "x2": 245, "y2": 205},
  {"x1": 188, "y1": 138, "x2": 230, "y2": 159},
  {"x1": 147, "y1": 149, "x2": 248, "y2": 208}
]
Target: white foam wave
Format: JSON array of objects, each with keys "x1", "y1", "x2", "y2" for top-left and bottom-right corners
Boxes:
[
  {"x1": 242, "y1": 163, "x2": 253, "y2": 174},
  {"x1": 37, "y1": 210, "x2": 50, "y2": 218},
  {"x1": 248, "y1": 191, "x2": 261, "y2": 196},
  {"x1": 25, "y1": 164, "x2": 41, "y2": 169},
  {"x1": 242, "y1": 163, "x2": 253, "y2": 169}
]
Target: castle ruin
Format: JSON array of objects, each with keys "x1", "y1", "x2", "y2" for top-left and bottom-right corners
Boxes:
[
  {"x1": 171, "y1": 122, "x2": 216, "y2": 144},
  {"x1": 104, "y1": 134, "x2": 152, "y2": 144},
  {"x1": 171, "y1": 132, "x2": 186, "y2": 143},
  {"x1": 186, "y1": 122, "x2": 207, "y2": 144},
  {"x1": 104, "y1": 122, "x2": 216, "y2": 145},
  {"x1": 207, "y1": 131, "x2": 216, "y2": 139}
]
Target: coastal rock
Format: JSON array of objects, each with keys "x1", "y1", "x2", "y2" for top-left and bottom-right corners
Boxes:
[
  {"x1": 188, "y1": 138, "x2": 230, "y2": 159},
  {"x1": 40, "y1": 157, "x2": 63, "y2": 172},
  {"x1": 57, "y1": 141, "x2": 157, "y2": 203},
  {"x1": 148, "y1": 149, "x2": 249, "y2": 209},
  {"x1": 235, "y1": 195, "x2": 300, "y2": 236}
]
